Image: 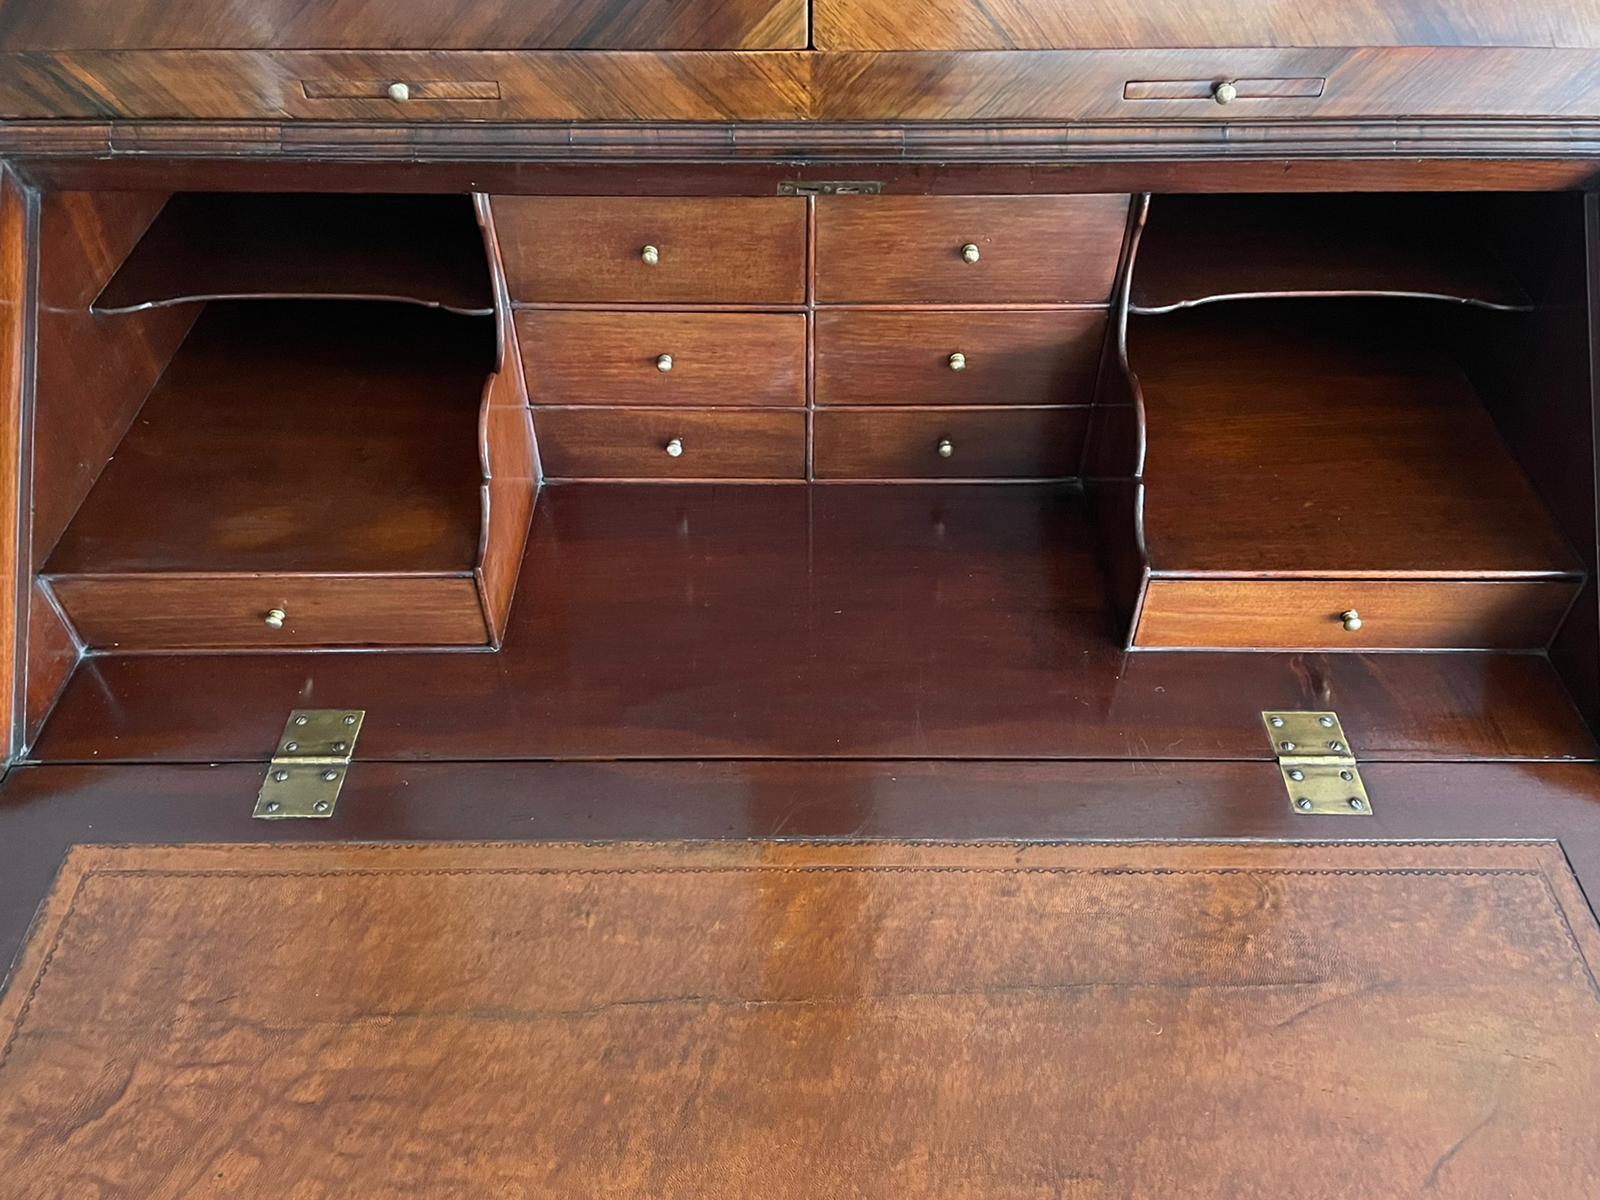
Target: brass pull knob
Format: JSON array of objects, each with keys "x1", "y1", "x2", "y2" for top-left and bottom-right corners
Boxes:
[
  {"x1": 937, "y1": 439, "x2": 954, "y2": 459},
  {"x1": 1340, "y1": 609, "x2": 1363, "y2": 633},
  {"x1": 1213, "y1": 80, "x2": 1238, "y2": 106},
  {"x1": 947, "y1": 352, "x2": 967, "y2": 372},
  {"x1": 656, "y1": 354, "x2": 674, "y2": 373},
  {"x1": 386, "y1": 82, "x2": 411, "y2": 102},
  {"x1": 264, "y1": 608, "x2": 287, "y2": 630},
  {"x1": 640, "y1": 244, "x2": 660, "y2": 266},
  {"x1": 664, "y1": 437, "x2": 684, "y2": 458},
  {"x1": 960, "y1": 243, "x2": 981, "y2": 264}
]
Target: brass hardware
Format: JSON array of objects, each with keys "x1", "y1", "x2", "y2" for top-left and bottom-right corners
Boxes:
[
  {"x1": 263, "y1": 608, "x2": 286, "y2": 630},
  {"x1": 1340, "y1": 609, "x2": 1363, "y2": 632},
  {"x1": 948, "y1": 352, "x2": 967, "y2": 372},
  {"x1": 640, "y1": 245, "x2": 660, "y2": 266},
  {"x1": 1262, "y1": 711, "x2": 1372, "y2": 817},
  {"x1": 937, "y1": 439, "x2": 955, "y2": 459},
  {"x1": 1213, "y1": 80, "x2": 1238, "y2": 105},
  {"x1": 664, "y1": 437, "x2": 685, "y2": 458},
  {"x1": 255, "y1": 709, "x2": 365, "y2": 819},
  {"x1": 386, "y1": 82, "x2": 411, "y2": 102},
  {"x1": 960, "y1": 243, "x2": 981, "y2": 264},
  {"x1": 656, "y1": 354, "x2": 674, "y2": 373},
  {"x1": 777, "y1": 181, "x2": 884, "y2": 196}
]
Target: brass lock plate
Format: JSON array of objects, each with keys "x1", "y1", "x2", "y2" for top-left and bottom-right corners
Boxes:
[
  {"x1": 254, "y1": 709, "x2": 364, "y2": 819},
  {"x1": 1262, "y1": 711, "x2": 1372, "y2": 817},
  {"x1": 777, "y1": 180, "x2": 884, "y2": 196}
]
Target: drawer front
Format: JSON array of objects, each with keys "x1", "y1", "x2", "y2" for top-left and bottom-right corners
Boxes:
[
  {"x1": 534, "y1": 409, "x2": 806, "y2": 480},
  {"x1": 48, "y1": 575, "x2": 489, "y2": 650},
  {"x1": 815, "y1": 310, "x2": 1108, "y2": 407},
  {"x1": 815, "y1": 196, "x2": 1130, "y2": 304},
  {"x1": 518, "y1": 312, "x2": 806, "y2": 407},
  {"x1": 814, "y1": 408, "x2": 1088, "y2": 480},
  {"x1": 494, "y1": 198, "x2": 806, "y2": 305},
  {"x1": 1134, "y1": 579, "x2": 1581, "y2": 650}
]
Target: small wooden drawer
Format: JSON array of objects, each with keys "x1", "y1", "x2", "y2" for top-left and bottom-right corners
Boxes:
[
  {"x1": 815, "y1": 196, "x2": 1130, "y2": 304},
  {"x1": 1134, "y1": 579, "x2": 1581, "y2": 651},
  {"x1": 518, "y1": 312, "x2": 806, "y2": 407},
  {"x1": 815, "y1": 309, "x2": 1107, "y2": 406},
  {"x1": 493, "y1": 197, "x2": 806, "y2": 304},
  {"x1": 47, "y1": 575, "x2": 489, "y2": 650},
  {"x1": 534, "y1": 409, "x2": 806, "y2": 480},
  {"x1": 814, "y1": 408, "x2": 1088, "y2": 480}
]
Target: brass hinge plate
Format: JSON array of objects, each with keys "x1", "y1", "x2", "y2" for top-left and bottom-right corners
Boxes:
[
  {"x1": 777, "y1": 180, "x2": 884, "y2": 196},
  {"x1": 1262, "y1": 711, "x2": 1372, "y2": 817},
  {"x1": 254, "y1": 709, "x2": 364, "y2": 819}
]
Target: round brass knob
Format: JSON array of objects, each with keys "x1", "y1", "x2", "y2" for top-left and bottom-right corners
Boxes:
[
  {"x1": 664, "y1": 437, "x2": 684, "y2": 458},
  {"x1": 948, "y1": 352, "x2": 967, "y2": 372},
  {"x1": 656, "y1": 354, "x2": 674, "y2": 373},
  {"x1": 960, "y1": 243, "x2": 981, "y2": 264},
  {"x1": 1340, "y1": 609, "x2": 1363, "y2": 632},
  {"x1": 640, "y1": 245, "x2": 660, "y2": 266},
  {"x1": 386, "y1": 82, "x2": 411, "y2": 102},
  {"x1": 1213, "y1": 80, "x2": 1238, "y2": 106},
  {"x1": 937, "y1": 439, "x2": 954, "y2": 459},
  {"x1": 264, "y1": 608, "x2": 286, "y2": 630}
]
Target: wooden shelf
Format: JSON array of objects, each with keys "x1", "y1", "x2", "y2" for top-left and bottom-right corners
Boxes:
[
  {"x1": 1130, "y1": 195, "x2": 1533, "y2": 315},
  {"x1": 94, "y1": 194, "x2": 496, "y2": 316}
]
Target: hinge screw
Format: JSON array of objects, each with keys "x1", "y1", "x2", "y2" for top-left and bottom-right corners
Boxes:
[
  {"x1": 1280, "y1": 740, "x2": 1296, "y2": 751},
  {"x1": 343, "y1": 714, "x2": 357, "y2": 724},
  {"x1": 313, "y1": 799, "x2": 330, "y2": 813},
  {"x1": 284, "y1": 741, "x2": 299, "y2": 752},
  {"x1": 332, "y1": 741, "x2": 347, "y2": 753},
  {"x1": 1348, "y1": 797, "x2": 1365, "y2": 811},
  {"x1": 1328, "y1": 741, "x2": 1344, "y2": 752},
  {"x1": 294, "y1": 715, "x2": 309, "y2": 726},
  {"x1": 1296, "y1": 797, "x2": 1314, "y2": 811},
  {"x1": 273, "y1": 769, "x2": 289, "y2": 782},
  {"x1": 1269, "y1": 716, "x2": 1285, "y2": 728},
  {"x1": 264, "y1": 800, "x2": 281, "y2": 813},
  {"x1": 1318, "y1": 716, "x2": 1335, "y2": 728},
  {"x1": 1340, "y1": 769, "x2": 1354, "y2": 781},
  {"x1": 1287, "y1": 769, "x2": 1305, "y2": 782},
  {"x1": 321, "y1": 770, "x2": 339, "y2": 782}
]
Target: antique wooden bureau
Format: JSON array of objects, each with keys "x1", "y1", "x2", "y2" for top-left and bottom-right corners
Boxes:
[{"x1": 3, "y1": 1, "x2": 1600, "y2": 1195}]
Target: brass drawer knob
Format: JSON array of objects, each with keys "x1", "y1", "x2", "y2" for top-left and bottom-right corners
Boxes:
[
  {"x1": 386, "y1": 82, "x2": 411, "y2": 102},
  {"x1": 1340, "y1": 609, "x2": 1363, "y2": 632},
  {"x1": 948, "y1": 352, "x2": 967, "y2": 372},
  {"x1": 664, "y1": 437, "x2": 685, "y2": 458},
  {"x1": 264, "y1": 608, "x2": 287, "y2": 630},
  {"x1": 937, "y1": 439, "x2": 955, "y2": 459},
  {"x1": 1213, "y1": 80, "x2": 1238, "y2": 106},
  {"x1": 656, "y1": 354, "x2": 674, "y2": 373},
  {"x1": 640, "y1": 244, "x2": 661, "y2": 266},
  {"x1": 960, "y1": 243, "x2": 981, "y2": 264}
]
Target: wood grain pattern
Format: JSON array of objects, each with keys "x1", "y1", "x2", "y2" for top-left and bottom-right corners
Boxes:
[
  {"x1": 21, "y1": 581, "x2": 77, "y2": 750},
  {"x1": 494, "y1": 197, "x2": 806, "y2": 305},
  {"x1": 520, "y1": 311, "x2": 807, "y2": 407},
  {"x1": 4, "y1": 840, "x2": 1599, "y2": 1197},
  {"x1": 0, "y1": 0, "x2": 808, "y2": 50},
  {"x1": 534, "y1": 410, "x2": 806, "y2": 480},
  {"x1": 815, "y1": 309, "x2": 1108, "y2": 407},
  {"x1": 1135, "y1": 578, "x2": 1581, "y2": 650},
  {"x1": 815, "y1": 196, "x2": 1129, "y2": 304},
  {"x1": 0, "y1": 169, "x2": 24, "y2": 756},
  {"x1": 813, "y1": 408, "x2": 1089, "y2": 480}
]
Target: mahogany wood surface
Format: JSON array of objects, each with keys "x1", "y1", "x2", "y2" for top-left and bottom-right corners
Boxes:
[
  {"x1": 813, "y1": 0, "x2": 1600, "y2": 49},
  {"x1": 20, "y1": 583, "x2": 76, "y2": 751},
  {"x1": 1132, "y1": 304, "x2": 1584, "y2": 579},
  {"x1": 0, "y1": 0, "x2": 808, "y2": 50},
  {"x1": 93, "y1": 193, "x2": 494, "y2": 315},
  {"x1": 812, "y1": 408, "x2": 1089, "y2": 480},
  {"x1": 814, "y1": 309, "x2": 1107, "y2": 408},
  {"x1": 494, "y1": 196, "x2": 807, "y2": 305},
  {"x1": 1135, "y1": 578, "x2": 1581, "y2": 651},
  {"x1": 815, "y1": 195, "x2": 1129, "y2": 304},
  {"x1": 520, "y1": 311, "x2": 807, "y2": 407},
  {"x1": 533, "y1": 410, "x2": 806, "y2": 481},
  {"x1": 27, "y1": 485, "x2": 1597, "y2": 765},
  {"x1": 3, "y1": 838, "x2": 1598, "y2": 1197},
  {"x1": 0, "y1": 170, "x2": 22, "y2": 755}
]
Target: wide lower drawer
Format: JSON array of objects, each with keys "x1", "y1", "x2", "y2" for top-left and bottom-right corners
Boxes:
[
  {"x1": 534, "y1": 409, "x2": 806, "y2": 480},
  {"x1": 518, "y1": 311, "x2": 806, "y2": 407},
  {"x1": 815, "y1": 309, "x2": 1107, "y2": 406},
  {"x1": 1134, "y1": 578, "x2": 1582, "y2": 650},
  {"x1": 46, "y1": 574, "x2": 489, "y2": 650},
  {"x1": 493, "y1": 197, "x2": 806, "y2": 305},
  {"x1": 813, "y1": 408, "x2": 1088, "y2": 480},
  {"x1": 815, "y1": 196, "x2": 1129, "y2": 304}
]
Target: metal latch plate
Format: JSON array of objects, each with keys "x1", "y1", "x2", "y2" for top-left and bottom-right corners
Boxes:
[
  {"x1": 254, "y1": 709, "x2": 364, "y2": 819},
  {"x1": 1262, "y1": 711, "x2": 1372, "y2": 817},
  {"x1": 777, "y1": 180, "x2": 884, "y2": 196}
]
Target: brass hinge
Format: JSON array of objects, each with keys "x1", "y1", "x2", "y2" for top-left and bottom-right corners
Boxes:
[
  {"x1": 777, "y1": 180, "x2": 884, "y2": 196},
  {"x1": 1262, "y1": 711, "x2": 1372, "y2": 816},
  {"x1": 254, "y1": 709, "x2": 365, "y2": 819}
]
